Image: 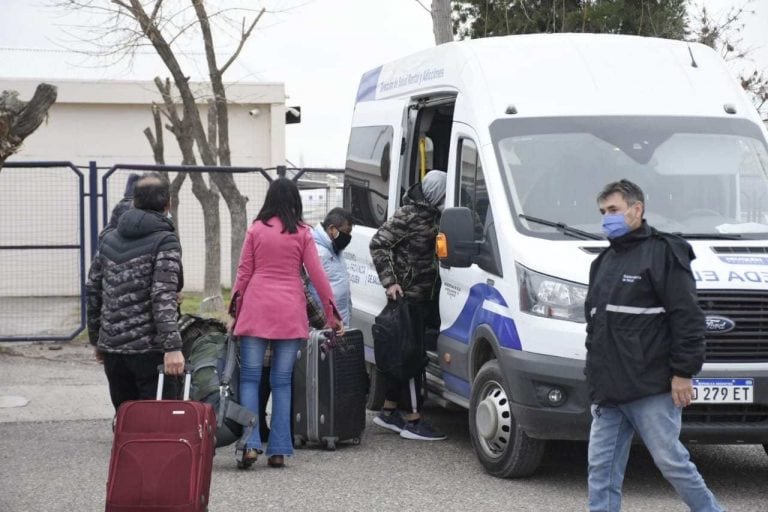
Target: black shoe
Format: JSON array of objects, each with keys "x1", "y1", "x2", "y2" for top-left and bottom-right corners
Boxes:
[{"x1": 236, "y1": 448, "x2": 260, "y2": 469}]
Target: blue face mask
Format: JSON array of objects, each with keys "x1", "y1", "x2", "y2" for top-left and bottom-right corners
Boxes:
[{"x1": 602, "y1": 213, "x2": 630, "y2": 239}]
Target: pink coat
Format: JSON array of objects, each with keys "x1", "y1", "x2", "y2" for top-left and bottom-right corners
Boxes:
[{"x1": 231, "y1": 217, "x2": 337, "y2": 340}]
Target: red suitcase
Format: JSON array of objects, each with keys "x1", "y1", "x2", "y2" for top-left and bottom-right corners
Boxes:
[{"x1": 106, "y1": 368, "x2": 216, "y2": 512}]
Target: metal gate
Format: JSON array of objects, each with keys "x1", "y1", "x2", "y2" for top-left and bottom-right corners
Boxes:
[
  {"x1": 0, "y1": 162, "x2": 86, "y2": 341},
  {"x1": 0, "y1": 161, "x2": 343, "y2": 341}
]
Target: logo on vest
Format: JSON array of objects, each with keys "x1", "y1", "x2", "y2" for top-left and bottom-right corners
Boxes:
[{"x1": 622, "y1": 274, "x2": 641, "y2": 283}]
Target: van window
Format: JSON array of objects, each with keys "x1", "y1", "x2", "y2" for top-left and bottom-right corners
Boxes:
[
  {"x1": 457, "y1": 138, "x2": 503, "y2": 276},
  {"x1": 457, "y1": 138, "x2": 489, "y2": 238},
  {"x1": 344, "y1": 125, "x2": 393, "y2": 228}
]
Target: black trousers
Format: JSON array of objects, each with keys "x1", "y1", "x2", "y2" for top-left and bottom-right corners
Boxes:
[
  {"x1": 382, "y1": 299, "x2": 439, "y2": 414},
  {"x1": 103, "y1": 352, "x2": 180, "y2": 411}
]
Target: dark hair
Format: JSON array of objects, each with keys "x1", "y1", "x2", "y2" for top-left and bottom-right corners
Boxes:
[
  {"x1": 597, "y1": 179, "x2": 644, "y2": 206},
  {"x1": 322, "y1": 207, "x2": 353, "y2": 230},
  {"x1": 133, "y1": 174, "x2": 170, "y2": 212},
  {"x1": 255, "y1": 177, "x2": 304, "y2": 233}
]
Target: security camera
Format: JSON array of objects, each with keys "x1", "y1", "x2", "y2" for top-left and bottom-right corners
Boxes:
[
  {"x1": 286, "y1": 107, "x2": 300, "y2": 118},
  {"x1": 248, "y1": 108, "x2": 260, "y2": 117}
]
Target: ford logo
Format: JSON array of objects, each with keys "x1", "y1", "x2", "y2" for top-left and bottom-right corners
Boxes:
[{"x1": 705, "y1": 316, "x2": 736, "y2": 334}]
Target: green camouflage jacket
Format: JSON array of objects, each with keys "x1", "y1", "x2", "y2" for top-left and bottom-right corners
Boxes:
[
  {"x1": 86, "y1": 208, "x2": 183, "y2": 354},
  {"x1": 369, "y1": 182, "x2": 442, "y2": 301}
]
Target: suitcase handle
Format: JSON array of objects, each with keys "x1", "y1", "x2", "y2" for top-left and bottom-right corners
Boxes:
[{"x1": 156, "y1": 365, "x2": 193, "y2": 401}]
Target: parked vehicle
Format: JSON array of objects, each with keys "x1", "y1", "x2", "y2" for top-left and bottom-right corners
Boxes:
[{"x1": 342, "y1": 33, "x2": 768, "y2": 477}]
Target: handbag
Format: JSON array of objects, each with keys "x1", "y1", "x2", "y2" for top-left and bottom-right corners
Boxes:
[
  {"x1": 302, "y1": 269, "x2": 327, "y2": 329},
  {"x1": 371, "y1": 297, "x2": 427, "y2": 381}
]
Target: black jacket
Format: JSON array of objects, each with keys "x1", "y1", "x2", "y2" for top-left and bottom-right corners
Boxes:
[
  {"x1": 86, "y1": 208, "x2": 183, "y2": 354},
  {"x1": 584, "y1": 222, "x2": 705, "y2": 405}
]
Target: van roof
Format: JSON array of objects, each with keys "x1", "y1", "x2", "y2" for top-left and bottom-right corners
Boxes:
[{"x1": 356, "y1": 33, "x2": 757, "y2": 122}]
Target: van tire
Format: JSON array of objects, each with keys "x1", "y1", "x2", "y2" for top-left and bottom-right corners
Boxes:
[
  {"x1": 763, "y1": 444, "x2": 768, "y2": 457},
  {"x1": 366, "y1": 363, "x2": 386, "y2": 411},
  {"x1": 469, "y1": 359, "x2": 545, "y2": 478}
]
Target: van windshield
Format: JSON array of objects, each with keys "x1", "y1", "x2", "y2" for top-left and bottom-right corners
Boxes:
[{"x1": 491, "y1": 116, "x2": 768, "y2": 240}]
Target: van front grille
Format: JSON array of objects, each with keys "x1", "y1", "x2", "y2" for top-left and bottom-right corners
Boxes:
[{"x1": 697, "y1": 290, "x2": 768, "y2": 362}]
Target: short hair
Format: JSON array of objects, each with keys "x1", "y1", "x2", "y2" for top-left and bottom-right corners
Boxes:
[
  {"x1": 322, "y1": 207, "x2": 353, "y2": 230},
  {"x1": 597, "y1": 179, "x2": 644, "y2": 206},
  {"x1": 133, "y1": 174, "x2": 170, "y2": 212}
]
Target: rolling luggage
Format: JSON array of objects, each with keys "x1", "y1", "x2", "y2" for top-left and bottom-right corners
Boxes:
[
  {"x1": 292, "y1": 329, "x2": 368, "y2": 450},
  {"x1": 105, "y1": 368, "x2": 216, "y2": 512}
]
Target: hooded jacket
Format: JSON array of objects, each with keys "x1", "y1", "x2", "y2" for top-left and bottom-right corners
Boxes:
[
  {"x1": 86, "y1": 208, "x2": 183, "y2": 354},
  {"x1": 584, "y1": 222, "x2": 706, "y2": 405},
  {"x1": 311, "y1": 224, "x2": 352, "y2": 326},
  {"x1": 370, "y1": 181, "x2": 442, "y2": 301}
]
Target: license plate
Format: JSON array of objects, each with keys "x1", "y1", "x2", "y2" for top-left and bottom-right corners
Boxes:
[{"x1": 692, "y1": 378, "x2": 753, "y2": 403}]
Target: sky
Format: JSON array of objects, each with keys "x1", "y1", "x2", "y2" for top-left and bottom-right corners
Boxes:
[{"x1": 0, "y1": 0, "x2": 766, "y2": 167}]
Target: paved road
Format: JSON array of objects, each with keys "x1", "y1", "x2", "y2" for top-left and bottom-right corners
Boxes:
[{"x1": 1, "y1": 350, "x2": 766, "y2": 512}]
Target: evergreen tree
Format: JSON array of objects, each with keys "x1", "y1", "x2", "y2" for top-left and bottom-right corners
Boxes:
[{"x1": 453, "y1": 1, "x2": 689, "y2": 41}]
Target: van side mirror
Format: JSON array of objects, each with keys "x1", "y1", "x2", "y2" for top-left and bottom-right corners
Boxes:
[{"x1": 437, "y1": 207, "x2": 478, "y2": 268}]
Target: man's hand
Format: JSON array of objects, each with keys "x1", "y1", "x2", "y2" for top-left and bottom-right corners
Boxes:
[
  {"x1": 164, "y1": 350, "x2": 185, "y2": 376},
  {"x1": 671, "y1": 376, "x2": 694, "y2": 408},
  {"x1": 93, "y1": 347, "x2": 104, "y2": 364},
  {"x1": 386, "y1": 284, "x2": 403, "y2": 300}
]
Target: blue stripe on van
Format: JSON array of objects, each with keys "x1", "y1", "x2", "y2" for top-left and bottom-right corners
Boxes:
[
  {"x1": 356, "y1": 66, "x2": 382, "y2": 102},
  {"x1": 443, "y1": 372, "x2": 471, "y2": 398},
  {"x1": 442, "y1": 283, "x2": 522, "y2": 350}
]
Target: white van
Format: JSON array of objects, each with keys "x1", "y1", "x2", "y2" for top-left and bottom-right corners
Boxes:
[{"x1": 342, "y1": 34, "x2": 768, "y2": 477}]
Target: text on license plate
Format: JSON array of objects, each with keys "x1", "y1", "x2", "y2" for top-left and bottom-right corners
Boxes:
[{"x1": 692, "y1": 378, "x2": 753, "y2": 403}]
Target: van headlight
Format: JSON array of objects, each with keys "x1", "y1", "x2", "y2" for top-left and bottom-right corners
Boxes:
[{"x1": 517, "y1": 263, "x2": 587, "y2": 323}]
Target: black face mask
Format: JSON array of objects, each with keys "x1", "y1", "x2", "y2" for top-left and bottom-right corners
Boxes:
[{"x1": 332, "y1": 231, "x2": 352, "y2": 254}]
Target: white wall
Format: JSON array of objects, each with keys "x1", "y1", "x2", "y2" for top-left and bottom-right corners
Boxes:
[{"x1": 0, "y1": 78, "x2": 286, "y2": 295}]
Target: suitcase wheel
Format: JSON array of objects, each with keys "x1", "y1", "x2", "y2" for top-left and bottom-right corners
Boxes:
[
  {"x1": 324, "y1": 439, "x2": 336, "y2": 451},
  {"x1": 293, "y1": 436, "x2": 306, "y2": 449},
  {"x1": 351, "y1": 437, "x2": 361, "y2": 445}
]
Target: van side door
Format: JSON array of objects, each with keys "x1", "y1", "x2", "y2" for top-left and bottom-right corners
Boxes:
[{"x1": 343, "y1": 98, "x2": 409, "y2": 344}]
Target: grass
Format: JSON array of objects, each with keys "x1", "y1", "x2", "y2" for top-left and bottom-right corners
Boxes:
[{"x1": 180, "y1": 288, "x2": 232, "y2": 323}]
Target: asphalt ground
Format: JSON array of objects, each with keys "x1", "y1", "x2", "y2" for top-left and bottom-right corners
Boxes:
[{"x1": 1, "y1": 344, "x2": 766, "y2": 512}]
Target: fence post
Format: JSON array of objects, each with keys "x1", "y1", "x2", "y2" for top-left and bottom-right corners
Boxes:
[{"x1": 88, "y1": 161, "x2": 99, "y2": 258}]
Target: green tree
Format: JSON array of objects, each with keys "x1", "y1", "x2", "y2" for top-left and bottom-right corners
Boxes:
[{"x1": 453, "y1": 0, "x2": 688, "y2": 40}]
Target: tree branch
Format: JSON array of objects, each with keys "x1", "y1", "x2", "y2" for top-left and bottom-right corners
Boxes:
[
  {"x1": 219, "y1": 8, "x2": 265, "y2": 75},
  {"x1": 414, "y1": 0, "x2": 431, "y2": 14}
]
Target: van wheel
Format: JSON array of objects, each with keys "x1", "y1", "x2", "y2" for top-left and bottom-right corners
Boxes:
[
  {"x1": 469, "y1": 359, "x2": 545, "y2": 478},
  {"x1": 366, "y1": 363, "x2": 386, "y2": 411},
  {"x1": 763, "y1": 444, "x2": 768, "y2": 457}
]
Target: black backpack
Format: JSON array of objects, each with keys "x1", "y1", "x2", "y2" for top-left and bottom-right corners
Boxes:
[
  {"x1": 178, "y1": 315, "x2": 256, "y2": 449},
  {"x1": 371, "y1": 299, "x2": 427, "y2": 382}
]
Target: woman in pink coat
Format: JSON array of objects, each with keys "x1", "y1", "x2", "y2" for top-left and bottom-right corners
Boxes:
[{"x1": 230, "y1": 177, "x2": 341, "y2": 468}]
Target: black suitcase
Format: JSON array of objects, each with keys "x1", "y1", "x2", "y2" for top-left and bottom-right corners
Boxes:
[{"x1": 292, "y1": 329, "x2": 367, "y2": 450}]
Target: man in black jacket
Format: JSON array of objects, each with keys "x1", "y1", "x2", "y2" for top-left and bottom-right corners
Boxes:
[
  {"x1": 585, "y1": 180, "x2": 722, "y2": 512},
  {"x1": 87, "y1": 174, "x2": 185, "y2": 410}
]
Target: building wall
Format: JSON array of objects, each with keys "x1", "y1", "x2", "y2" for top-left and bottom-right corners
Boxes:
[{"x1": 0, "y1": 78, "x2": 286, "y2": 295}]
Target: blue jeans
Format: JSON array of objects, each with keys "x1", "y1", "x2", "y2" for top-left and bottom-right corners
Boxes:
[
  {"x1": 240, "y1": 337, "x2": 300, "y2": 456},
  {"x1": 588, "y1": 393, "x2": 723, "y2": 512}
]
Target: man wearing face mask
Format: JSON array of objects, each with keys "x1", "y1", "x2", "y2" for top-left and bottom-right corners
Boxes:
[
  {"x1": 310, "y1": 207, "x2": 354, "y2": 326},
  {"x1": 369, "y1": 170, "x2": 447, "y2": 441},
  {"x1": 584, "y1": 180, "x2": 722, "y2": 512}
]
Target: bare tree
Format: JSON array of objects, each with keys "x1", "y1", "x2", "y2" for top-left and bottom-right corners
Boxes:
[
  {"x1": 430, "y1": 0, "x2": 454, "y2": 45},
  {"x1": 0, "y1": 84, "x2": 58, "y2": 168},
  {"x1": 691, "y1": 2, "x2": 768, "y2": 120},
  {"x1": 55, "y1": 0, "x2": 269, "y2": 301}
]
